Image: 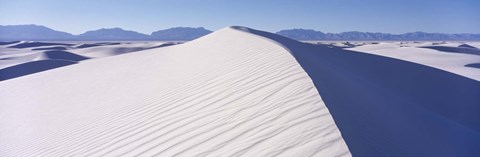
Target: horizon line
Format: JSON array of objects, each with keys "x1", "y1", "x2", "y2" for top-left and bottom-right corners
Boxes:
[{"x1": 2, "y1": 24, "x2": 480, "y2": 35}]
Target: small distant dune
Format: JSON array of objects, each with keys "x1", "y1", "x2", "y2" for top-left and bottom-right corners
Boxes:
[
  {"x1": 8, "y1": 42, "x2": 74, "y2": 48},
  {"x1": 78, "y1": 47, "x2": 147, "y2": 57},
  {"x1": 148, "y1": 42, "x2": 178, "y2": 49},
  {"x1": 76, "y1": 42, "x2": 121, "y2": 49},
  {"x1": 0, "y1": 60, "x2": 77, "y2": 81},
  {"x1": 76, "y1": 43, "x2": 103, "y2": 49},
  {"x1": 32, "y1": 46, "x2": 69, "y2": 51},
  {"x1": 421, "y1": 45, "x2": 480, "y2": 56},
  {"x1": 0, "y1": 41, "x2": 20, "y2": 45},
  {"x1": 74, "y1": 43, "x2": 174, "y2": 58},
  {"x1": 0, "y1": 50, "x2": 90, "y2": 70},
  {"x1": 37, "y1": 50, "x2": 89, "y2": 61},
  {"x1": 95, "y1": 42, "x2": 121, "y2": 45},
  {"x1": 458, "y1": 44, "x2": 478, "y2": 49}
]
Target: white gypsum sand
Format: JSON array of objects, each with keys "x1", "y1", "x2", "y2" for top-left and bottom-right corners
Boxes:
[
  {"x1": 348, "y1": 42, "x2": 480, "y2": 81},
  {"x1": 0, "y1": 41, "x2": 166, "y2": 69},
  {"x1": 0, "y1": 27, "x2": 350, "y2": 156}
]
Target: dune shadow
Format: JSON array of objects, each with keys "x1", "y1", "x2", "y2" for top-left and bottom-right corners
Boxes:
[
  {"x1": 0, "y1": 60, "x2": 77, "y2": 81},
  {"x1": 75, "y1": 43, "x2": 122, "y2": 49},
  {"x1": 294, "y1": 45, "x2": 480, "y2": 157},
  {"x1": 147, "y1": 42, "x2": 178, "y2": 49},
  {"x1": 466, "y1": 63, "x2": 480, "y2": 69},
  {"x1": 233, "y1": 26, "x2": 480, "y2": 157},
  {"x1": 111, "y1": 47, "x2": 145, "y2": 54},
  {"x1": 0, "y1": 57, "x2": 16, "y2": 60},
  {"x1": 421, "y1": 46, "x2": 480, "y2": 56},
  {"x1": 41, "y1": 51, "x2": 89, "y2": 61},
  {"x1": 76, "y1": 44, "x2": 103, "y2": 49},
  {"x1": 32, "y1": 46, "x2": 68, "y2": 51},
  {"x1": 96, "y1": 42, "x2": 121, "y2": 45}
]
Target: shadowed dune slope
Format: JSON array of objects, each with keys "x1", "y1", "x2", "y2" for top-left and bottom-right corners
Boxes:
[
  {"x1": 0, "y1": 60, "x2": 77, "y2": 81},
  {"x1": 232, "y1": 26, "x2": 480, "y2": 157}
]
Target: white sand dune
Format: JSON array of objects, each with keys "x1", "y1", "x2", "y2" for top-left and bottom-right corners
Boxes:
[
  {"x1": 0, "y1": 27, "x2": 350, "y2": 156},
  {"x1": 2, "y1": 26, "x2": 479, "y2": 157}
]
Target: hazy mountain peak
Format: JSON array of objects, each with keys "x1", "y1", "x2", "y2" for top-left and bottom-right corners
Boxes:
[
  {"x1": 151, "y1": 27, "x2": 212, "y2": 40},
  {"x1": 77, "y1": 28, "x2": 150, "y2": 40},
  {"x1": 277, "y1": 29, "x2": 325, "y2": 40},
  {"x1": 0, "y1": 24, "x2": 74, "y2": 40}
]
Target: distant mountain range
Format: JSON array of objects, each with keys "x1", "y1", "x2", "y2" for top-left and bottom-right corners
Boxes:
[
  {"x1": 1, "y1": 24, "x2": 479, "y2": 41},
  {"x1": 0, "y1": 25, "x2": 211, "y2": 41},
  {"x1": 276, "y1": 29, "x2": 480, "y2": 41}
]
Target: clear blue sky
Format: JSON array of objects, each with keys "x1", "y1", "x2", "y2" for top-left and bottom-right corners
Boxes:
[{"x1": 0, "y1": 0, "x2": 479, "y2": 34}]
